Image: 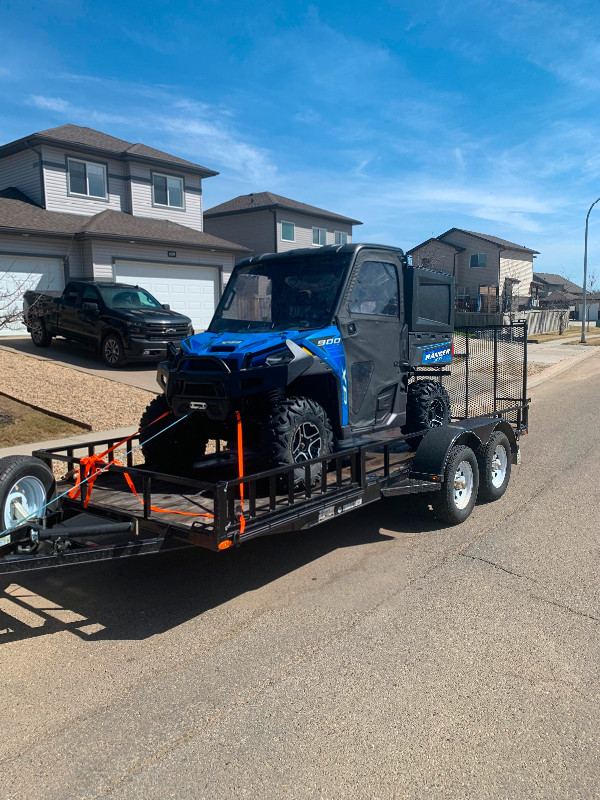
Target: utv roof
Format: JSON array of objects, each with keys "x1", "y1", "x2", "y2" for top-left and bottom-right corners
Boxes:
[{"x1": 237, "y1": 243, "x2": 405, "y2": 266}]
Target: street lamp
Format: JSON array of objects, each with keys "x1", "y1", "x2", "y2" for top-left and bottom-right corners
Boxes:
[{"x1": 581, "y1": 196, "x2": 600, "y2": 343}]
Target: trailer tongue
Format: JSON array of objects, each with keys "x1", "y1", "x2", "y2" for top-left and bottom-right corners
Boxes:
[{"x1": 0, "y1": 323, "x2": 528, "y2": 576}]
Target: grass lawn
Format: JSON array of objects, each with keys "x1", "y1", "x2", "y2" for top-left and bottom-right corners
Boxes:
[
  {"x1": 563, "y1": 336, "x2": 600, "y2": 346},
  {"x1": 0, "y1": 394, "x2": 86, "y2": 447}
]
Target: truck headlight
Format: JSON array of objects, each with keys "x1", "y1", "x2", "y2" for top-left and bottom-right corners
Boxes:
[{"x1": 265, "y1": 347, "x2": 294, "y2": 366}]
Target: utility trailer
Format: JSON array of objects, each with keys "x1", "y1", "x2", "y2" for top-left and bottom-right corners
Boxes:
[{"x1": 0, "y1": 324, "x2": 529, "y2": 576}]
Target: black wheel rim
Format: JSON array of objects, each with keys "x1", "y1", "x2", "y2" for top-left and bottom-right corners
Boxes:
[
  {"x1": 292, "y1": 422, "x2": 322, "y2": 462},
  {"x1": 428, "y1": 399, "x2": 446, "y2": 426},
  {"x1": 104, "y1": 338, "x2": 121, "y2": 364}
]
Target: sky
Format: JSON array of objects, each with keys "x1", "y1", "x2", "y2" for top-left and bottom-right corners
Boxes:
[{"x1": 1, "y1": 0, "x2": 600, "y2": 282}]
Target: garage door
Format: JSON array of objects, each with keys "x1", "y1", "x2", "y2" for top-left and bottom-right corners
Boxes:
[
  {"x1": 114, "y1": 261, "x2": 220, "y2": 332},
  {"x1": 0, "y1": 255, "x2": 65, "y2": 336}
]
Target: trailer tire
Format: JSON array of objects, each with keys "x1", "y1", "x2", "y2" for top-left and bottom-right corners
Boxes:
[
  {"x1": 432, "y1": 445, "x2": 479, "y2": 525},
  {"x1": 30, "y1": 318, "x2": 52, "y2": 347},
  {"x1": 0, "y1": 456, "x2": 56, "y2": 551},
  {"x1": 477, "y1": 431, "x2": 511, "y2": 502},
  {"x1": 101, "y1": 333, "x2": 126, "y2": 368},
  {"x1": 405, "y1": 380, "x2": 451, "y2": 433},
  {"x1": 261, "y1": 396, "x2": 333, "y2": 489},
  {"x1": 139, "y1": 395, "x2": 208, "y2": 470}
]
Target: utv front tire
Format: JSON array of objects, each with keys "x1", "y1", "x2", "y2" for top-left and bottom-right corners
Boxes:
[
  {"x1": 261, "y1": 397, "x2": 333, "y2": 489},
  {"x1": 139, "y1": 395, "x2": 208, "y2": 471},
  {"x1": 405, "y1": 380, "x2": 451, "y2": 433}
]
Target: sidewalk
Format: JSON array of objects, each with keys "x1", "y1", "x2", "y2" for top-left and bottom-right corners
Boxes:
[{"x1": 0, "y1": 426, "x2": 137, "y2": 459}]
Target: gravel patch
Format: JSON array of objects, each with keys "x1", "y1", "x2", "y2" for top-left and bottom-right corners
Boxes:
[{"x1": 0, "y1": 349, "x2": 155, "y2": 430}]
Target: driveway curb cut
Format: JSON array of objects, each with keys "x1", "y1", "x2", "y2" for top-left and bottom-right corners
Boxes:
[{"x1": 528, "y1": 347, "x2": 599, "y2": 390}]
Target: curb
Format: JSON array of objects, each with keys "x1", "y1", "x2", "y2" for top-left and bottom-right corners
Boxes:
[{"x1": 528, "y1": 347, "x2": 599, "y2": 389}]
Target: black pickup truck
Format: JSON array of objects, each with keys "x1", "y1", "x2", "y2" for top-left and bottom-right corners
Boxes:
[{"x1": 23, "y1": 280, "x2": 194, "y2": 367}]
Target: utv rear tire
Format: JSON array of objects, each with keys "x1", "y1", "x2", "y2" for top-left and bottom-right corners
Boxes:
[
  {"x1": 261, "y1": 397, "x2": 333, "y2": 489},
  {"x1": 405, "y1": 380, "x2": 451, "y2": 433},
  {"x1": 30, "y1": 318, "x2": 52, "y2": 347},
  {"x1": 139, "y1": 395, "x2": 208, "y2": 471}
]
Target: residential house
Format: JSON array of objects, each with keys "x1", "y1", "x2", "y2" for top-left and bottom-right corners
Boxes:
[
  {"x1": 407, "y1": 229, "x2": 539, "y2": 312},
  {"x1": 203, "y1": 192, "x2": 362, "y2": 259},
  {"x1": 0, "y1": 124, "x2": 248, "y2": 334}
]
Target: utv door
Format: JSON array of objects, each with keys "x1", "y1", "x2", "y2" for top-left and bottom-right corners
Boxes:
[{"x1": 337, "y1": 251, "x2": 405, "y2": 432}]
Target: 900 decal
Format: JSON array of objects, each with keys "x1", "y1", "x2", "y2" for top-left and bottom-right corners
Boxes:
[{"x1": 315, "y1": 336, "x2": 341, "y2": 347}]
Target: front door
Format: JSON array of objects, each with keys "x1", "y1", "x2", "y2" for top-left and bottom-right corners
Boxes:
[{"x1": 337, "y1": 252, "x2": 404, "y2": 431}]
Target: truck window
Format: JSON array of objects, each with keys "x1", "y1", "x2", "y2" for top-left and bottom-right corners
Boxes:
[
  {"x1": 82, "y1": 285, "x2": 100, "y2": 303},
  {"x1": 63, "y1": 285, "x2": 81, "y2": 306},
  {"x1": 348, "y1": 261, "x2": 399, "y2": 316}
]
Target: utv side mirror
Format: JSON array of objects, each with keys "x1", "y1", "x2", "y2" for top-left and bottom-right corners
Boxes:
[{"x1": 162, "y1": 303, "x2": 171, "y2": 311}]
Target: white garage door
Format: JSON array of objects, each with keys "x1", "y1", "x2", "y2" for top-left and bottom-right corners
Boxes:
[
  {"x1": 114, "y1": 261, "x2": 220, "y2": 332},
  {"x1": 0, "y1": 255, "x2": 65, "y2": 336}
]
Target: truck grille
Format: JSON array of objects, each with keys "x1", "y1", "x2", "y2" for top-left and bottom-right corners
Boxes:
[{"x1": 145, "y1": 323, "x2": 189, "y2": 340}]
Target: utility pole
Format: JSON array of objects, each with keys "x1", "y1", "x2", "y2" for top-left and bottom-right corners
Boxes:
[{"x1": 582, "y1": 197, "x2": 600, "y2": 343}]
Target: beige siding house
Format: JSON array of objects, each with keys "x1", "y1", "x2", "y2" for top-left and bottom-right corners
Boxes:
[
  {"x1": 408, "y1": 229, "x2": 539, "y2": 311},
  {"x1": 204, "y1": 192, "x2": 362, "y2": 259},
  {"x1": 0, "y1": 124, "x2": 247, "y2": 333}
]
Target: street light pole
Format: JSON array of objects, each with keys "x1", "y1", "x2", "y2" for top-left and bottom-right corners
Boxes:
[{"x1": 581, "y1": 196, "x2": 600, "y2": 343}]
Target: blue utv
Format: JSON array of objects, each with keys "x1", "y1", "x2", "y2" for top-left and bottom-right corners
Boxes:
[{"x1": 140, "y1": 243, "x2": 454, "y2": 485}]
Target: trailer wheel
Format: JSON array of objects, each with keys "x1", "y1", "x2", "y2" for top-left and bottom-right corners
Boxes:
[
  {"x1": 477, "y1": 431, "x2": 511, "y2": 502},
  {"x1": 405, "y1": 380, "x2": 451, "y2": 433},
  {"x1": 0, "y1": 456, "x2": 56, "y2": 550},
  {"x1": 139, "y1": 395, "x2": 208, "y2": 470},
  {"x1": 261, "y1": 396, "x2": 333, "y2": 489},
  {"x1": 30, "y1": 318, "x2": 52, "y2": 347},
  {"x1": 432, "y1": 445, "x2": 479, "y2": 525},
  {"x1": 101, "y1": 333, "x2": 126, "y2": 368}
]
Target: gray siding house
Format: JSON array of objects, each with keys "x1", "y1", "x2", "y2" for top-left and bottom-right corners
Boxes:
[
  {"x1": 407, "y1": 229, "x2": 539, "y2": 311},
  {"x1": 203, "y1": 192, "x2": 362, "y2": 259},
  {"x1": 0, "y1": 124, "x2": 247, "y2": 334}
]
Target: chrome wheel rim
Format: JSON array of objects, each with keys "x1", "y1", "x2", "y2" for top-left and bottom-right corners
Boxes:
[
  {"x1": 453, "y1": 460, "x2": 473, "y2": 510},
  {"x1": 490, "y1": 445, "x2": 508, "y2": 488},
  {"x1": 428, "y1": 398, "x2": 446, "y2": 427},
  {"x1": 292, "y1": 422, "x2": 322, "y2": 462},
  {"x1": 104, "y1": 338, "x2": 121, "y2": 364},
  {"x1": 4, "y1": 476, "x2": 46, "y2": 529}
]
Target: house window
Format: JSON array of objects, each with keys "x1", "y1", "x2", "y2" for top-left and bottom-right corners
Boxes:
[
  {"x1": 152, "y1": 173, "x2": 184, "y2": 208},
  {"x1": 313, "y1": 227, "x2": 327, "y2": 246},
  {"x1": 334, "y1": 231, "x2": 348, "y2": 245},
  {"x1": 470, "y1": 253, "x2": 486, "y2": 268},
  {"x1": 68, "y1": 158, "x2": 107, "y2": 199},
  {"x1": 281, "y1": 221, "x2": 295, "y2": 241},
  {"x1": 421, "y1": 257, "x2": 431, "y2": 268}
]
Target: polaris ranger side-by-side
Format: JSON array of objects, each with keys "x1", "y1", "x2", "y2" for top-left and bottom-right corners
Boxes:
[{"x1": 0, "y1": 244, "x2": 529, "y2": 575}]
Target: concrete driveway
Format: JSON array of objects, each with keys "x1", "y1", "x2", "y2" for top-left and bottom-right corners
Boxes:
[{"x1": 0, "y1": 335, "x2": 160, "y2": 392}]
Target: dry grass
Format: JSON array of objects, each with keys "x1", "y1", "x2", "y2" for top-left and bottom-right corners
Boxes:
[
  {"x1": 563, "y1": 336, "x2": 600, "y2": 346},
  {"x1": 0, "y1": 395, "x2": 86, "y2": 447}
]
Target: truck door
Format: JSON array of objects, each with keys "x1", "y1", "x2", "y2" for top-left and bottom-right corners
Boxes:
[
  {"x1": 59, "y1": 283, "x2": 85, "y2": 341},
  {"x1": 337, "y1": 252, "x2": 405, "y2": 431}
]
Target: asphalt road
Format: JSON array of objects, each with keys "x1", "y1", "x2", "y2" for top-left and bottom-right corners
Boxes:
[{"x1": 2, "y1": 353, "x2": 600, "y2": 799}]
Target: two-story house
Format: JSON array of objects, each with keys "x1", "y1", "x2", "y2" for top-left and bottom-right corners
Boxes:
[
  {"x1": 203, "y1": 192, "x2": 362, "y2": 259},
  {"x1": 0, "y1": 124, "x2": 247, "y2": 334},
  {"x1": 407, "y1": 229, "x2": 539, "y2": 312}
]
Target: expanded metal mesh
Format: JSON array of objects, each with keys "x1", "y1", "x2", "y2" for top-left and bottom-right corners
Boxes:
[{"x1": 442, "y1": 323, "x2": 527, "y2": 424}]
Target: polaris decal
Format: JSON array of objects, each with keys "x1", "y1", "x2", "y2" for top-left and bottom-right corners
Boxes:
[{"x1": 419, "y1": 341, "x2": 452, "y2": 364}]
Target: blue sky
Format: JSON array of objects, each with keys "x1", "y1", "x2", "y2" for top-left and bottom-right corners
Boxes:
[{"x1": 1, "y1": 0, "x2": 600, "y2": 281}]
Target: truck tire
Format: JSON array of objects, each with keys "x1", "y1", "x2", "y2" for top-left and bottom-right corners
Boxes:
[
  {"x1": 432, "y1": 445, "x2": 479, "y2": 525},
  {"x1": 261, "y1": 396, "x2": 333, "y2": 489},
  {"x1": 0, "y1": 455, "x2": 56, "y2": 552},
  {"x1": 101, "y1": 333, "x2": 126, "y2": 368},
  {"x1": 30, "y1": 318, "x2": 52, "y2": 347},
  {"x1": 139, "y1": 395, "x2": 207, "y2": 470},
  {"x1": 405, "y1": 380, "x2": 451, "y2": 433},
  {"x1": 477, "y1": 431, "x2": 511, "y2": 502}
]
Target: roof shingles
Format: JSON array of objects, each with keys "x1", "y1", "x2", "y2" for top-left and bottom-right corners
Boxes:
[{"x1": 205, "y1": 192, "x2": 362, "y2": 225}]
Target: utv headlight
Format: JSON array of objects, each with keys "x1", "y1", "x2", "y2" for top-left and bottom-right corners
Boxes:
[{"x1": 265, "y1": 347, "x2": 294, "y2": 366}]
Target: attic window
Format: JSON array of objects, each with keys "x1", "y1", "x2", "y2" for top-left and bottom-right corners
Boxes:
[
  {"x1": 469, "y1": 253, "x2": 486, "y2": 268},
  {"x1": 68, "y1": 158, "x2": 107, "y2": 199},
  {"x1": 152, "y1": 173, "x2": 184, "y2": 209}
]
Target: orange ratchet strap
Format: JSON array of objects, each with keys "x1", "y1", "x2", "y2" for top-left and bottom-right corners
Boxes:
[{"x1": 236, "y1": 410, "x2": 246, "y2": 533}]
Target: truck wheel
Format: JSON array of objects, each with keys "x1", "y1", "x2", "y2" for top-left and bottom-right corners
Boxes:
[
  {"x1": 139, "y1": 395, "x2": 207, "y2": 470},
  {"x1": 30, "y1": 318, "x2": 52, "y2": 347},
  {"x1": 405, "y1": 380, "x2": 451, "y2": 433},
  {"x1": 101, "y1": 334, "x2": 126, "y2": 368},
  {"x1": 477, "y1": 431, "x2": 511, "y2": 502},
  {"x1": 261, "y1": 397, "x2": 333, "y2": 489},
  {"x1": 0, "y1": 456, "x2": 56, "y2": 551},
  {"x1": 432, "y1": 445, "x2": 479, "y2": 525}
]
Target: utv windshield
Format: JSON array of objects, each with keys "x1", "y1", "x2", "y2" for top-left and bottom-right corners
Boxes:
[{"x1": 209, "y1": 254, "x2": 352, "y2": 333}]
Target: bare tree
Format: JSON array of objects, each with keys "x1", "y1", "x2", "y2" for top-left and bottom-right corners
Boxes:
[
  {"x1": 586, "y1": 269, "x2": 598, "y2": 331},
  {"x1": 0, "y1": 262, "x2": 59, "y2": 332}
]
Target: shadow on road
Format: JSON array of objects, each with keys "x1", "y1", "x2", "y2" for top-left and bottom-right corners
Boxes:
[{"x1": 0, "y1": 495, "x2": 442, "y2": 644}]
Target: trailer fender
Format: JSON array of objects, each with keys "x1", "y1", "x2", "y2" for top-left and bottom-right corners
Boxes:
[{"x1": 411, "y1": 419, "x2": 518, "y2": 481}]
